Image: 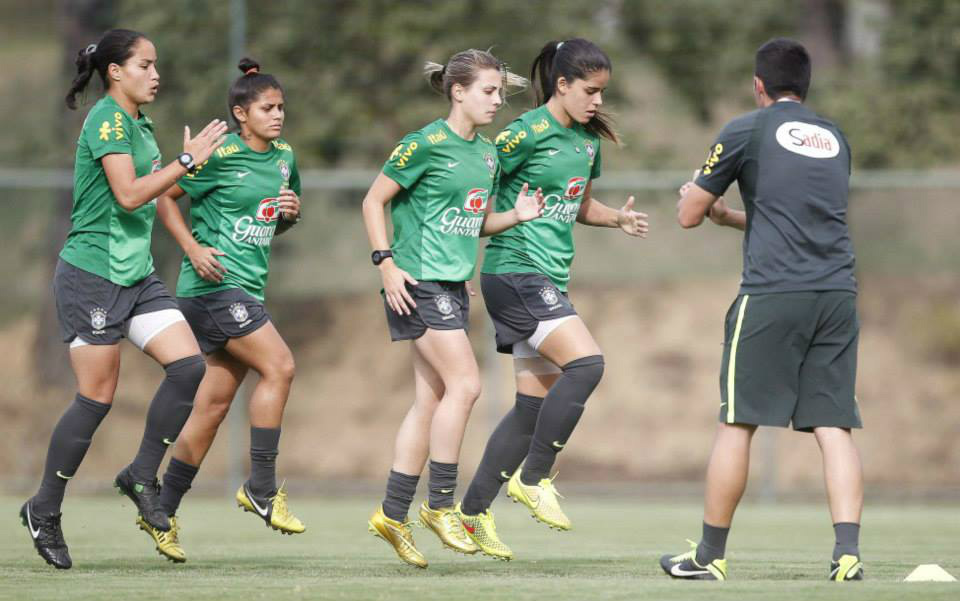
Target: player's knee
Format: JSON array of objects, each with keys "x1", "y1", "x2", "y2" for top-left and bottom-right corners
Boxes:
[
  {"x1": 562, "y1": 354, "x2": 605, "y2": 389},
  {"x1": 261, "y1": 354, "x2": 295, "y2": 384},
  {"x1": 448, "y1": 377, "x2": 481, "y2": 407},
  {"x1": 164, "y1": 354, "x2": 206, "y2": 389}
]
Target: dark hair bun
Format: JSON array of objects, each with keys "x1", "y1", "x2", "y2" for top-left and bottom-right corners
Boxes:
[{"x1": 237, "y1": 57, "x2": 261, "y2": 75}]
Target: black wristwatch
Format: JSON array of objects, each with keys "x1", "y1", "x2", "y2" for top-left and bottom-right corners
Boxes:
[
  {"x1": 177, "y1": 152, "x2": 196, "y2": 174},
  {"x1": 371, "y1": 249, "x2": 393, "y2": 266}
]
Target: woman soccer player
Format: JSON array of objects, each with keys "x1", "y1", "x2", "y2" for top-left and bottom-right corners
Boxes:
[
  {"x1": 361, "y1": 49, "x2": 541, "y2": 568},
  {"x1": 456, "y1": 38, "x2": 649, "y2": 560},
  {"x1": 137, "y1": 59, "x2": 304, "y2": 563},
  {"x1": 20, "y1": 28, "x2": 226, "y2": 569}
]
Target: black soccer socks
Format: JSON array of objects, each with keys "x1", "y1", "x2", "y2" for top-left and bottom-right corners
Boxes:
[
  {"x1": 521, "y1": 355, "x2": 604, "y2": 485},
  {"x1": 427, "y1": 461, "x2": 458, "y2": 509},
  {"x1": 833, "y1": 522, "x2": 860, "y2": 560},
  {"x1": 130, "y1": 355, "x2": 205, "y2": 483},
  {"x1": 33, "y1": 394, "x2": 111, "y2": 514},
  {"x1": 249, "y1": 426, "x2": 281, "y2": 497},
  {"x1": 696, "y1": 521, "x2": 730, "y2": 564},
  {"x1": 382, "y1": 470, "x2": 420, "y2": 522},
  {"x1": 158, "y1": 457, "x2": 200, "y2": 516},
  {"x1": 461, "y1": 393, "x2": 544, "y2": 515}
]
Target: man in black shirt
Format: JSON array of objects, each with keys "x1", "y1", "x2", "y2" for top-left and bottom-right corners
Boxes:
[{"x1": 660, "y1": 38, "x2": 864, "y2": 582}]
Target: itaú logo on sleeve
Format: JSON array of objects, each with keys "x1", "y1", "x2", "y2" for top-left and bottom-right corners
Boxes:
[
  {"x1": 563, "y1": 176, "x2": 586, "y2": 200},
  {"x1": 775, "y1": 121, "x2": 840, "y2": 158}
]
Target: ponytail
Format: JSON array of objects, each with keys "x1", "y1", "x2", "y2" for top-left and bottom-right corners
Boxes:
[
  {"x1": 530, "y1": 38, "x2": 620, "y2": 144},
  {"x1": 423, "y1": 49, "x2": 527, "y2": 101},
  {"x1": 64, "y1": 29, "x2": 146, "y2": 110}
]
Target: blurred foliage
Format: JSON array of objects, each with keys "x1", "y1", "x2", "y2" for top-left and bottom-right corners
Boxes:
[{"x1": 2, "y1": 0, "x2": 960, "y2": 171}]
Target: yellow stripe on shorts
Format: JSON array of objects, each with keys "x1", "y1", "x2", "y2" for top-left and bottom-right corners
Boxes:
[{"x1": 726, "y1": 295, "x2": 750, "y2": 423}]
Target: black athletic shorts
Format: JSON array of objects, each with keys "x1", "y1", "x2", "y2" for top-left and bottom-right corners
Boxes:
[
  {"x1": 480, "y1": 272, "x2": 577, "y2": 354},
  {"x1": 54, "y1": 259, "x2": 179, "y2": 345},
  {"x1": 382, "y1": 280, "x2": 469, "y2": 341},
  {"x1": 719, "y1": 290, "x2": 862, "y2": 431},
  {"x1": 178, "y1": 288, "x2": 271, "y2": 355}
]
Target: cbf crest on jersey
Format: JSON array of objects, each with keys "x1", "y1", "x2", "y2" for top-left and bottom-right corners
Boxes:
[
  {"x1": 434, "y1": 294, "x2": 454, "y2": 316},
  {"x1": 229, "y1": 302, "x2": 249, "y2": 323},
  {"x1": 584, "y1": 140, "x2": 595, "y2": 159},
  {"x1": 484, "y1": 152, "x2": 495, "y2": 175},
  {"x1": 277, "y1": 159, "x2": 291, "y2": 182}
]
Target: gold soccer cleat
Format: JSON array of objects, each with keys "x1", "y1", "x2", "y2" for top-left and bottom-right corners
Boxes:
[{"x1": 368, "y1": 505, "x2": 428, "y2": 568}]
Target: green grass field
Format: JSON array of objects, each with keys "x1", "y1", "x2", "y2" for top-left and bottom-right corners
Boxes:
[{"x1": 0, "y1": 495, "x2": 956, "y2": 600}]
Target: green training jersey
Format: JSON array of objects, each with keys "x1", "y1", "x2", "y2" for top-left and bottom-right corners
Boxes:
[
  {"x1": 175, "y1": 133, "x2": 301, "y2": 301},
  {"x1": 382, "y1": 119, "x2": 500, "y2": 282},
  {"x1": 482, "y1": 105, "x2": 602, "y2": 291},
  {"x1": 59, "y1": 95, "x2": 163, "y2": 286}
]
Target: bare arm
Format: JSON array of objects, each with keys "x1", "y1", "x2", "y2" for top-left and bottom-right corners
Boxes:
[
  {"x1": 102, "y1": 120, "x2": 228, "y2": 211},
  {"x1": 480, "y1": 183, "x2": 544, "y2": 237},
  {"x1": 156, "y1": 184, "x2": 227, "y2": 283},
  {"x1": 576, "y1": 181, "x2": 649, "y2": 237},
  {"x1": 361, "y1": 172, "x2": 418, "y2": 315},
  {"x1": 677, "y1": 179, "x2": 745, "y2": 230}
]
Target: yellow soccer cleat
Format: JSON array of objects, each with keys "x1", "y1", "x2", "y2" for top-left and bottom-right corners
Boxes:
[
  {"x1": 455, "y1": 504, "x2": 513, "y2": 561},
  {"x1": 368, "y1": 506, "x2": 428, "y2": 568},
  {"x1": 829, "y1": 554, "x2": 864, "y2": 581},
  {"x1": 236, "y1": 482, "x2": 306, "y2": 535},
  {"x1": 417, "y1": 501, "x2": 478, "y2": 555},
  {"x1": 137, "y1": 514, "x2": 185, "y2": 563},
  {"x1": 507, "y1": 470, "x2": 571, "y2": 530}
]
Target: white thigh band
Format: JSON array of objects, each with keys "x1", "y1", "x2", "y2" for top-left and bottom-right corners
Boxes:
[
  {"x1": 124, "y1": 309, "x2": 186, "y2": 350},
  {"x1": 527, "y1": 315, "x2": 575, "y2": 350}
]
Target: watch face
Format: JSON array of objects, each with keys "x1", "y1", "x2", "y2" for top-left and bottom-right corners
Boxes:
[{"x1": 372, "y1": 251, "x2": 382, "y2": 265}]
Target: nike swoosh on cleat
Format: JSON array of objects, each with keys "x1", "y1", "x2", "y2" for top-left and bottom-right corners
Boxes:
[
  {"x1": 56, "y1": 470, "x2": 73, "y2": 480},
  {"x1": 26, "y1": 507, "x2": 41, "y2": 539},
  {"x1": 461, "y1": 521, "x2": 475, "y2": 534},
  {"x1": 440, "y1": 489, "x2": 453, "y2": 494},
  {"x1": 500, "y1": 471, "x2": 511, "y2": 479},
  {"x1": 670, "y1": 564, "x2": 710, "y2": 577},
  {"x1": 162, "y1": 438, "x2": 175, "y2": 445},
  {"x1": 551, "y1": 441, "x2": 565, "y2": 449},
  {"x1": 246, "y1": 488, "x2": 270, "y2": 517}
]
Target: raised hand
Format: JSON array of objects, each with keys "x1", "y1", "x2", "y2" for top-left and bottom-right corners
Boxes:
[
  {"x1": 514, "y1": 182, "x2": 545, "y2": 223},
  {"x1": 183, "y1": 119, "x2": 229, "y2": 165},
  {"x1": 616, "y1": 196, "x2": 649, "y2": 238}
]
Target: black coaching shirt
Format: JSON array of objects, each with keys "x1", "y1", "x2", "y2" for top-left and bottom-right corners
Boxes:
[{"x1": 695, "y1": 99, "x2": 857, "y2": 295}]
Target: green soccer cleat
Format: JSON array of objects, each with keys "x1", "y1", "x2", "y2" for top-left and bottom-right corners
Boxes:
[
  {"x1": 456, "y1": 504, "x2": 513, "y2": 561},
  {"x1": 659, "y1": 540, "x2": 727, "y2": 580}
]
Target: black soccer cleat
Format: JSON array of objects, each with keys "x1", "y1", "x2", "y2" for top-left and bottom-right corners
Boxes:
[
  {"x1": 659, "y1": 540, "x2": 727, "y2": 580},
  {"x1": 20, "y1": 499, "x2": 72, "y2": 569},
  {"x1": 114, "y1": 465, "x2": 169, "y2": 532},
  {"x1": 829, "y1": 554, "x2": 864, "y2": 581}
]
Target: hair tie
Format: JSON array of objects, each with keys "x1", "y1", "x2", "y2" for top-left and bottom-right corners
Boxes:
[
  {"x1": 556, "y1": 41, "x2": 564, "y2": 51},
  {"x1": 84, "y1": 44, "x2": 97, "y2": 56},
  {"x1": 245, "y1": 66, "x2": 259, "y2": 75},
  {"x1": 441, "y1": 64, "x2": 447, "y2": 75}
]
